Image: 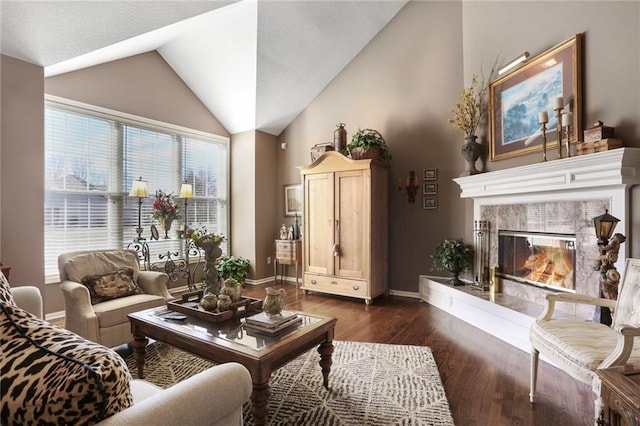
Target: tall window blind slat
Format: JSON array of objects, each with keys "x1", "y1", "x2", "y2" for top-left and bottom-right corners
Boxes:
[{"x1": 44, "y1": 101, "x2": 229, "y2": 282}]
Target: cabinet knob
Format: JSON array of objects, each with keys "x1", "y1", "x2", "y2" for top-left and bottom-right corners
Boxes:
[
  {"x1": 352, "y1": 285, "x2": 359, "y2": 291},
  {"x1": 311, "y1": 280, "x2": 317, "y2": 285},
  {"x1": 331, "y1": 281, "x2": 337, "y2": 285}
]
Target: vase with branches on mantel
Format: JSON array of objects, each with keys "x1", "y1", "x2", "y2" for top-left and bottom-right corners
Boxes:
[{"x1": 449, "y1": 74, "x2": 486, "y2": 177}]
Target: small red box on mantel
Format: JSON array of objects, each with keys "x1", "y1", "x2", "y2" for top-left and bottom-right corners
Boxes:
[{"x1": 584, "y1": 121, "x2": 615, "y2": 143}]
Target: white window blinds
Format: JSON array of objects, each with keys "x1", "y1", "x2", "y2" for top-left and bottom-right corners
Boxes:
[{"x1": 44, "y1": 98, "x2": 229, "y2": 282}]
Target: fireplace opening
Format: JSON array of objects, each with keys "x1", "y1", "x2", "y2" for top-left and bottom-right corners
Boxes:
[{"x1": 498, "y1": 230, "x2": 576, "y2": 293}]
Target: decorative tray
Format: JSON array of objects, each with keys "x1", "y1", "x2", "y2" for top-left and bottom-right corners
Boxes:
[{"x1": 167, "y1": 291, "x2": 263, "y2": 323}]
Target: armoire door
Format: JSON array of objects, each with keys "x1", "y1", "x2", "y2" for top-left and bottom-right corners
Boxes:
[
  {"x1": 334, "y1": 169, "x2": 369, "y2": 279},
  {"x1": 304, "y1": 172, "x2": 334, "y2": 275}
]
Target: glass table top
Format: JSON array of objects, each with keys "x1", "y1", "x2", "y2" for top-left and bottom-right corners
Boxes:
[{"x1": 140, "y1": 306, "x2": 323, "y2": 352}]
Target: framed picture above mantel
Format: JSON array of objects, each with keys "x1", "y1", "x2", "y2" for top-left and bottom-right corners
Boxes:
[{"x1": 489, "y1": 33, "x2": 583, "y2": 161}]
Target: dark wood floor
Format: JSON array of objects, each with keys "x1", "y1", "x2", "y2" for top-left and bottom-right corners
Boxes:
[
  {"x1": 241, "y1": 282, "x2": 593, "y2": 426},
  {"x1": 52, "y1": 281, "x2": 592, "y2": 425}
]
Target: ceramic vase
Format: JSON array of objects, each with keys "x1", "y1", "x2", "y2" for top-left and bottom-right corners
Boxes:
[
  {"x1": 263, "y1": 287, "x2": 286, "y2": 317},
  {"x1": 217, "y1": 294, "x2": 232, "y2": 311},
  {"x1": 221, "y1": 278, "x2": 243, "y2": 302},
  {"x1": 159, "y1": 217, "x2": 174, "y2": 239},
  {"x1": 200, "y1": 293, "x2": 218, "y2": 311},
  {"x1": 461, "y1": 135, "x2": 481, "y2": 176}
]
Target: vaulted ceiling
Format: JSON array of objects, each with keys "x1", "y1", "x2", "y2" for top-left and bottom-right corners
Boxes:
[{"x1": 1, "y1": 0, "x2": 408, "y2": 135}]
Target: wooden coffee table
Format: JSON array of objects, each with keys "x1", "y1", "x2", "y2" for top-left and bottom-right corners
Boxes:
[{"x1": 128, "y1": 308, "x2": 337, "y2": 426}]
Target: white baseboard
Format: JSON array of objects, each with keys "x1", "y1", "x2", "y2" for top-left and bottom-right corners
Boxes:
[{"x1": 388, "y1": 289, "x2": 421, "y2": 299}]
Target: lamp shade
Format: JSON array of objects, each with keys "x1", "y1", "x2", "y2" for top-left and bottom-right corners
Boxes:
[
  {"x1": 129, "y1": 177, "x2": 149, "y2": 198},
  {"x1": 593, "y1": 209, "x2": 620, "y2": 241},
  {"x1": 179, "y1": 183, "x2": 193, "y2": 199}
]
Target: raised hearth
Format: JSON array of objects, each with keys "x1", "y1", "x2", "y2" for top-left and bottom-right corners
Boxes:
[{"x1": 420, "y1": 149, "x2": 640, "y2": 353}]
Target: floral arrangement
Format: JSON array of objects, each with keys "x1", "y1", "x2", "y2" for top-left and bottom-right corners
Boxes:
[
  {"x1": 190, "y1": 225, "x2": 226, "y2": 246},
  {"x1": 151, "y1": 190, "x2": 180, "y2": 222},
  {"x1": 448, "y1": 74, "x2": 486, "y2": 137}
]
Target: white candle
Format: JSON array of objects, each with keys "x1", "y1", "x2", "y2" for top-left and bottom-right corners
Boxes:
[
  {"x1": 562, "y1": 112, "x2": 573, "y2": 127},
  {"x1": 554, "y1": 96, "x2": 564, "y2": 110},
  {"x1": 538, "y1": 111, "x2": 549, "y2": 124}
]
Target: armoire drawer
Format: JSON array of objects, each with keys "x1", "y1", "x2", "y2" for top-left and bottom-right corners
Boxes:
[{"x1": 303, "y1": 275, "x2": 367, "y2": 297}]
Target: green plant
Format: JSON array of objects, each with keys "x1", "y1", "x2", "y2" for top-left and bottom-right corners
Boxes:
[
  {"x1": 215, "y1": 255, "x2": 250, "y2": 285},
  {"x1": 431, "y1": 239, "x2": 474, "y2": 273},
  {"x1": 345, "y1": 128, "x2": 392, "y2": 165}
]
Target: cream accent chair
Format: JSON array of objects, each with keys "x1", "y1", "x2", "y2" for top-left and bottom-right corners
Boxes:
[
  {"x1": 530, "y1": 258, "x2": 640, "y2": 421},
  {"x1": 10, "y1": 284, "x2": 253, "y2": 425},
  {"x1": 59, "y1": 249, "x2": 172, "y2": 348}
]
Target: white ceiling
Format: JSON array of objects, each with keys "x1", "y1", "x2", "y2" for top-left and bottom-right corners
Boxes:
[{"x1": 0, "y1": 0, "x2": 408, "y2": 135}]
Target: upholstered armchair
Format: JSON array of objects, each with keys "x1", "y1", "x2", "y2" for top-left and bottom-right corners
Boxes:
[
  {"x1": 59, "y1": 249, "x2": 172, "y2": 348},
  {"x1": 530, "y1": 258, "x2": 640, "y2": 420},
  {"x1": 4, "y1": 276, "x2": 252, "y2": 425}
]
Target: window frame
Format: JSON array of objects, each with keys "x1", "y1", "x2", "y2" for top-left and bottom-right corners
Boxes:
[{"x1": 44, "y1": 95, "x2": 230, "y2": 283}]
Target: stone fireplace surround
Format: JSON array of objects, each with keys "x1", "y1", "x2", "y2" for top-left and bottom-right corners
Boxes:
[{"x1": 419, "y1": 148, "x2": 640, "y2": 354}]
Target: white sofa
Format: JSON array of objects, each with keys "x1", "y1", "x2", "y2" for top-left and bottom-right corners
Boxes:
[{"x1": 6, "y1": 284, "x2": 253, "y2": 425}]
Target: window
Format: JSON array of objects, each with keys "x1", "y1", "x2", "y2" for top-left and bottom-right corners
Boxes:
[{"x1": 44, "y1": 96, "x2": 229, "y2": 282}]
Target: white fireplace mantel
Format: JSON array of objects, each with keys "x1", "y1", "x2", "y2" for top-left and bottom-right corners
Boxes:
[
  {"x1": 453, "y1": 148, "x2": 640, "y2": 199},
  {"x1": 420, "y1": 148, "x2": 640, "y2": 355}
]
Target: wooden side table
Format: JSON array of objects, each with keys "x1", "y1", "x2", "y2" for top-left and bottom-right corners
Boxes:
[
  {"x1": 274, "y1": 240, "x2": 301, "y2": 286},
  {"x1": 596, "y1": 366, "x2": 640, "y2": 425}
]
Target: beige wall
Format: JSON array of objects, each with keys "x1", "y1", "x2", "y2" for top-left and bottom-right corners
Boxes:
[
  {"x1": 230, "y1": 130, "x2": 279, "y2": 281},
  {"x1": 254, "y1": 131, "x2": 278, "y2": 279},
  {"x1": 230, "y1": 130, "x2": 257, "y2": 275},
  {"x1": 45, "y1": 51, "x2": 229, "y2": 136},
  {"x1": 279, "y1": 1, "x2": 466, "y2": 292},
  {"x1": 0, "y1": 55, "x2": 46, "y2": 302},
  {"x1": 461, "y1": 1, "x2": 640, "y2": 253},
  {"x1": 277, "y1": 1, "x2": 640, "y2": 292}
]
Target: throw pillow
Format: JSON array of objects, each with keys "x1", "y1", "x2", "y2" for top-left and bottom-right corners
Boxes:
[
  {"x1": 81, "y1": 267, "x2": 143, "y2": 304},
  {"x1": 0, "y1": 302, "x2": 133, "y2": 424},
  {"x1": 0, "y1": 271, "x2": 15, "y2": 306}
]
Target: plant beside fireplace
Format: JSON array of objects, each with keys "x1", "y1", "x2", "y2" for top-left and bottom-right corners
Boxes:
[{"x1": 431, "y1": 239, "x2": 474, "y2": 286}]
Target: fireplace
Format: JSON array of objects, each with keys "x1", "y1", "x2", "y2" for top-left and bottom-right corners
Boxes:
[{"x1": 498, "y1": 230, "x2": 576, "y2": 293}]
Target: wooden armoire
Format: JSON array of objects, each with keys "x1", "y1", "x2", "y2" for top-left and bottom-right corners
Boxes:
[{"x1": 298, "y1": 152, "x2": 388, "y2": 305}]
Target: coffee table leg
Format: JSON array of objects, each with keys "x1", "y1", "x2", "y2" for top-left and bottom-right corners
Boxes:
[
  {"x1": 252, "y1": 378, "x2": 270, "y2": 426},
  {"x1": 130, "y1": 334, "x2": 148, "y2": 379},
  {"x1": 318, "y1": 340, "x2": 334, "y2": 388}
]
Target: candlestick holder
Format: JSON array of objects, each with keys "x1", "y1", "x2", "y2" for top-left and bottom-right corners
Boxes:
[
  {"x1": 564, "y1": 124, "x2": 571, "y2": 157},
  {"x1": 540, "y1": 122, "x2": 548, "y2": 162},
  {"x1": 554, "y1": 107, "x2": 564, "y2": 159}
]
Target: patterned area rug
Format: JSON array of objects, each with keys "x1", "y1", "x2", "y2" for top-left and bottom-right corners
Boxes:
[{"x1": 124, "y1": 341, "x2": 454, "y2": 425}]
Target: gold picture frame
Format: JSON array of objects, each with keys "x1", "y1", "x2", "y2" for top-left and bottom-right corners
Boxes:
[
  {"x1": 489, "y1": 34, "x2": 583, "y2": 161},
  {"x1": 284, "y1": 184, "x2": 302, "y2": 216}
]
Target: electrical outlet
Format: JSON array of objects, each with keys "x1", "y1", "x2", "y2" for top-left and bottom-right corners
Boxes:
[{"x1": 267, "y1": 256, "x2": 271, "y2": 264}]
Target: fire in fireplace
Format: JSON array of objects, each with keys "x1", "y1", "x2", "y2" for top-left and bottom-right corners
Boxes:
[{"x1": 498, "y1": 230, "x2": 576, "y2": 292}]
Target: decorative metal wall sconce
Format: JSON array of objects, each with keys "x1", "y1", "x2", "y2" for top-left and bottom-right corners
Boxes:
[
  {"x1": 398, "y1": 170, "x2": 419, "y2": 203},
  {"x1": 128, "y1": 176, "x2": 149, "y2": 241},
  {"x1": 472, "y1": 220, "x2": 490, "y2": 291},
  {"x1": 592, "y1": 209, "x2": 626, "y2": 326}
]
